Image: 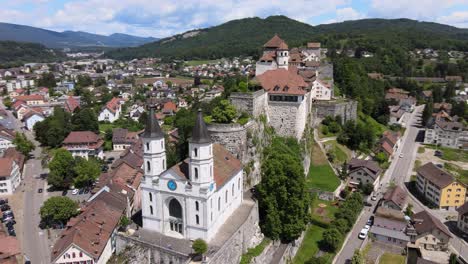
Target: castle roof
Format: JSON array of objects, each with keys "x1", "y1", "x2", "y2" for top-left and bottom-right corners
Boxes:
[
  {"x1": 142, "y1": 105, "x2": 163, "y2": 139},
  {"x1": 169, "y1": 144, "x2": 242, "y2": 189},
  {"x1": 189, "y1": 109, "x2": 211, "y2": 144},
  {"x1": 263, "y1": 34, "x2": 288, "y2": 49},
  {"x1": 256, "y1": 68, "x2": 307, "y2": 95}
]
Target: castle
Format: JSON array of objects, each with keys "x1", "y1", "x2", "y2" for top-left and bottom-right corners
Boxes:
[
  {"x1": 140, "y1": 106, "x2": 244, "y2": 242},
  {"x1": 230, "y1": 35, "x2": 335, "y2": 139}
]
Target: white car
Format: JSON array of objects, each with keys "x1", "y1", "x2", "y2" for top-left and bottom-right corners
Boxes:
[
  {"x1": 399, "y1": 153, "x2": 404, "y2": 158},
  {"x1": 371, "y1": 195, "x2": 377, "y2": 201},
  {"x1": 358, "y1": 228, "x2": 369, "y2": 239},
  {"x1": 71, "y1": 189, "x2": 79, "y2": 195}
]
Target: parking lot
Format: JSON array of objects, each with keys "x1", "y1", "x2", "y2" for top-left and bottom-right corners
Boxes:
[{"x1": 1, "y1": 197, "x2": 17, "y2": 237}]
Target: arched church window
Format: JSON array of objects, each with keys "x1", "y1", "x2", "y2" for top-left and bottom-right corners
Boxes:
[
  {"x1": 149, "y1": 205, "x2": 153, "y2": 215},
  {"x1": 195, "y1": 201, "x2": 199, "y2": 211},
  {"x1": 225, "y1": 190, "x2": 228, "y2": 203},
  {"x1": 194, "y1": 148, "x2": 198, "y2": 157},
  {"x1": 147, "y1": 161, "x2": 151, "y2": 172},
  {"x1": 196, "y1": 215, "x2": 199, "y2": 225},
  {"x1": 218, "y1": 197, "x2": 221, "y2": 211},
  {"x1": 146, "y1": 142, "x2": 150, "y2": 151},
  {"x1": 195, "y1": 168, "x2": 199, "y2": 180},
  {"x1": 149, "y1": 192, "x2": 152, "y2": 202}
]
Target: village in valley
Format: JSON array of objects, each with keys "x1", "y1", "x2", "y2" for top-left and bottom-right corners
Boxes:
[{"x1": 0, "y1": 11, "x2": 468, "y2": 264}]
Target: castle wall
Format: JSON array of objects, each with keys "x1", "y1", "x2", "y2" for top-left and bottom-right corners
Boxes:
[
  {"x1": 313, "y1": 100, "x2": 358, "y2": 126},
  {"x1": 229, "y1": 90, "x2": 267, "y2": 118}
]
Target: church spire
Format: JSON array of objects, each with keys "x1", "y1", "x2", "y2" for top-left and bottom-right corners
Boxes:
[
  {"x1": 142, "y1": 104, "x2": 164, "y2": 139},
  {"x1": 190, "y1": 109, "x2": 211, "y2": 144}
]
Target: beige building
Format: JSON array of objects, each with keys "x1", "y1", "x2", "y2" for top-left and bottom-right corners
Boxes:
[
  {"x1": 457, "y1": 202, "x2": 468, "y2": 234},
  {"x1": 411, "y1": 210, "x2": 452, "y2": 251}
]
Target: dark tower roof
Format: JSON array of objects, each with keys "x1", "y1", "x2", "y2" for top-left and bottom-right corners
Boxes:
[
  {"x1": 142, "y1": 104, "x2": 164, "y2": 139},
  {"x1": 190, "y1": 109, "x2": 211, "y2": 144}
]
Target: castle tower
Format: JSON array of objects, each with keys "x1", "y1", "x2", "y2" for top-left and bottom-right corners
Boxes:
[
  {"x1": 276, "y1": 42, "x2": 289, "y2": 70},
  {"x1": 188, "y1": 109, "x2": 214, "y2": 189},
  {"x1": 142, "y1": 104, "x2": 166, "y2": 184}
]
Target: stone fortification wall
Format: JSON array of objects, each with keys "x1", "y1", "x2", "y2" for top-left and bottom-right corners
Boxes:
[
  {"x1": 207, "y1": 201, "x2": 262, "y2": 264},
  {"x1": 268, "y1": 101, "x2": 302, "y2": 139},
  {"x1": 229, "y1": 90, "x2": 267, "y2": 118},
  {"x1": 313, "y1": 99, "x2": 357, "y2": 126}
]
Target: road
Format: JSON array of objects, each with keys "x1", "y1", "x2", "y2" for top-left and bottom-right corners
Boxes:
[
  {"x1": 0, "y1": 99, "x2": 50, "y2": 264},
  {"x1": 334, "y1": 106, "x2": 423, "y2": 264}
]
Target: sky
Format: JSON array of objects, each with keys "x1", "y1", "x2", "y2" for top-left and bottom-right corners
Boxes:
[{"x1": 1, "y1": 0, "x2": 468, "y2": 38}]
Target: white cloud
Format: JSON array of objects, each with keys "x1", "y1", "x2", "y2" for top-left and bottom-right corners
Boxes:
[
  {"x1": 438, "y1": 11, "x2": 468, "y2": 28},
  {"x1": 325, "y1": 7, "x2": 366, "y2": 24}
]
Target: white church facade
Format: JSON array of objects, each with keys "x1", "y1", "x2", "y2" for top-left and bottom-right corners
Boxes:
[{"x1": 140, "y1": 107, "x2": 244, "y2": 242}]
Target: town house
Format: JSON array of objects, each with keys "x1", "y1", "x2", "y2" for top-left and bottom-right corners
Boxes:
[{"x1": 62, "y1": 131, "x2": 104, "y2": 160}]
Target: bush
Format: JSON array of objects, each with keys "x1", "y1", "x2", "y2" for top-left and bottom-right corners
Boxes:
[
  {"x1": 192, "y1": 239, "x2": 208, "y2": 256},
  {"x1": 320, "y1": 228, "x2": 342, "y2": 252}
]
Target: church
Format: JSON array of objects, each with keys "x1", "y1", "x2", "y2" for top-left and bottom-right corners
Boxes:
[{"x1": 140, "y1": 106, "x2": 244, "y2": 242}]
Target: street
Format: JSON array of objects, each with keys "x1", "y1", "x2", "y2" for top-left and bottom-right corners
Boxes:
[{"x1": 0, "y1": 100, "x2": 50, "y2": 264}]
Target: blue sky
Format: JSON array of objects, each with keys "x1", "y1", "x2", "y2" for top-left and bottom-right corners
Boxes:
[{"x1": 1, "y1": 0, "x2": 467, "y2": 37}]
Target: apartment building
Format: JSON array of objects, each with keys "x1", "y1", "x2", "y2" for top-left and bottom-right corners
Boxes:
[{"x1": 416, "y1": 162, "x2": 466, "y2": 209}]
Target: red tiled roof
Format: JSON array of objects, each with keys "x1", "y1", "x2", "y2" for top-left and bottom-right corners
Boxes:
[
  {"x1": 104, "y1": 97, "x2": 120, "y2": 114},
  {"x1": 4, "y1": 148, "x2": 25, "y2": 173},
  {"x1": 256, "y1": 68, "x2": 308, "y2": 95},
  {"x1": 0, "y1": 125, "x2": 15, "y2": 141},
  {"x1": 51, "y1": 191, "x2": 127, "y2": 262},
  {"x1": 170, "y1": 144, "x2": 242, "y2": 188},
  {"x1": 259, "y1": 52, "x2": 276, "y2": 62},
  {"x1": 163, "y1": 101, "x2": 177, "y2": 112},
  {"x1": 63, "y1": 131, "x2": 100, "y2": 144},
  {"x1": 65, "y1": 96, "x2": 80, "y2": 113},
  {"x1": 14, "y1": 94, "x2": 45, "y2": 102},
  {"x1": 263, "y1": 34, "x2": 288, "y2": 49}
]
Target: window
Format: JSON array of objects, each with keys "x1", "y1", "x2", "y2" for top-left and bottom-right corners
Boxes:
[
  {"x1": 149, "y1": 192, "x2": 152, "y2": 202},
  {"x1": 161, "y1": 141, "x2": 163, "y2": 149},
  {"x1": 163, "y1": 159, "x2": 165, "y2": 170},
  {"x1": 194, "y1": 148, "x2": 198, "y2": 157},
  {"x1": 150, "y1": 206, "x2": 153, "y2": 215},
  {"x1": 195, "y1": 168, "x2": 199, "y2": 180},
  {"x1": 238, "y1": 178, "x2": 241, "y2": 190},
  {"x1": 209, "y1": 146, "x2": 212, "y2": 155},
  {"x1": 218, "y1": 197, "x2": 221, "y2": 211},
  {"x1": 196, "y1": 215, "x2": 199, "y2": 225},
  {"x1": 195, "y1": 201, "x2": 199, "y2": 211},
  {"x1": 72, "y1": 253, "x2": 75, "y2": 258},
  {"x1": 79, "y1": 252, "x2": 83, "y2": 258},
  {"x1": 232, "y1": 184, "x2": 234, "y2": 197},
  {"x1": 225, "y1": 190, "x2": 228, "y2": 203},
  {"x1": 147, "y1": 161, "x2": 151, "y2": 172},
  {"x1": 146, "y1": 142, "x2": 150, "y2": 151}
]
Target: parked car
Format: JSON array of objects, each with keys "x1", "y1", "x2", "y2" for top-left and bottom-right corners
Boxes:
[
  {"x1": 435, "y1": 150, "x2": 443, "y2": 157},
  {"x1": 72, "y1": 189, "x2": 79, "y2": 195},
  {"x1": 79, "y1": 189, "x2": 84, "y2": 195},
  {"x1": 436, "y1": 164, "x2": 443, "y2": 168},
  {"x1": 38, "y1": 188, "x2": 43, "y2": 193},
  {"x1": 358, "y1": 228, "x2": 369, "y2": 239},
  {"x1": 399, "y1": 153, "x2": 404, "y2": 158},
  {"x1": 367, "y1": 216, "x2": 374, "y2": 226},
  {"x1": 62, "y1": 190, "x2": 68, "y2": 196},
  {"x1": 8, "y1": 229, "x2": 16, "y2": 236},
  {"x1": 0, "y1": 198, "x2": 8, "y2": 205},
  {"x1": 363, "y1": 201, "x2": 372, "y2": 207},
  {"x1": 2, "y1": 216, "x2": 13, "y2": 223},
  {"x1": 371, "y1": 195, "x2": 377, "y2": 201},
  {"x1": 1, "y1": 204, "x2": 11, "y2": 211}
]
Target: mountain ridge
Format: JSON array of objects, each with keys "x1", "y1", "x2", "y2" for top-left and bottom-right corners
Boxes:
[{"x1": 0, "y1": 22, "x2": 158, "y2": 48}]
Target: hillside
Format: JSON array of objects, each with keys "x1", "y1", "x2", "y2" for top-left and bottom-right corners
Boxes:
[
  {"x1": 105, "y1": 16, "x2": 468, "y2": 60},
  {"x1": 0, "y1": 22, "x2": 158, "y2": 48},
  {"x1": 0, "y1": 41, "x2": 64, "y2": 67}
]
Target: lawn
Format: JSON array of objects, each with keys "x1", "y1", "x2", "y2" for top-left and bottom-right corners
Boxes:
[
  {"x1": 239, "y1": 238, "x2": 271, "y2": 264},
  {"x1": 293, "y1": 225, "x2": 332, "y2": 264},
  {"x1": 99, "y1": 123, "x2": 114, "y2": 134},
  {"x1": 307, "y1": 142, "x2": 340, "y2": 192},
  {"x1": 379, "y1": 253, "x2": 405, "y2": 264},
  {"x1": 323, "y1": 140, "x2": 352, "y2": 165},
  {"x1": 426, "y1": 145, "x2": 468, "y2": 162},
  {"x1": 311, "y1": 198, "x2": 339, "y2": 224},
  {"x1": 418, "y1": 146, "x2": 425, "y2": 153},
  {"x1": 444, "y1": 163, "x2": 468, "y2": 185}
]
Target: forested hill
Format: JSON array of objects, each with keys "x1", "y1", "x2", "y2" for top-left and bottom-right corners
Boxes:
[
  {"x1": 105, "y1": 16, "x2": 468, "y2": 60},
  {"x1": 0, "y1": 41, "x2": 64, "y2": 67}
]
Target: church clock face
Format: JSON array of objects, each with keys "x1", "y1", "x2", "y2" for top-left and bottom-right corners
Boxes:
[{"x1": 167, "y1": 180, "x2": 177, "y2": 191}]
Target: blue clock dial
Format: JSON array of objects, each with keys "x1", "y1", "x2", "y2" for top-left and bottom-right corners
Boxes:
[{"x1": 167, "y1": 180, "x2": 177, "y2": 191}]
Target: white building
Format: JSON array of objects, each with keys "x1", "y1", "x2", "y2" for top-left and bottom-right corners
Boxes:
[
  {"x1": 255, "y1": 35, "x2": 289, "y2": 76},
  {"x1": 0, "y1": 158, "x2": 21, "y2": 195},
  {"x1": 0, "y1": 126, "x2": 15, "y2": 153},
  {"x1": 311, "y1": 79, "x2": 332, "y2": 100},
  {"x1": 98, "y1": 97, "x2": 121, "y2": 123},
  {"x1": 23, "y1": 111, "x2": 45, "y2": 130},
  {"x1": 62, "y1": 131, "x2": 104, "y2": 160},
  {"x1": 141, "y1": 107, "x2": 243, "y2": 242}
]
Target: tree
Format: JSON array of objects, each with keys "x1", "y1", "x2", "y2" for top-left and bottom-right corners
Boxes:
[
  {"x1": 211, "y1": 99, "x2": 237, "y2": 123},
  {"x1": 119, "y1": 215, "x2": 131, "y2": 230},
  {"x1": 73, "y1": 158, "x2": 100, "y2": 188},
  {"x1": 339, "y1": 162, "x2": 348, "y2": 180},
  {"x1": 405, "y1": 203, "x2": 414, "y2": 217},
  {"x1": 351, "y1": 249, "x2": 364, "y2": 264},
  {"x1": 257, "y1": 137, "x2": 309, "y2": 241},
  {"x1": 40, "y1": 196, "x2": 79, "y2": 226},
  {"x1": 192, "y1": 238, "x2": 208, "y2": 256},
  {"x1": 34, "y1": 107, "x2": 72, "y2": 147},
  {"x1": 332, "y1": 218, "x2": 350, "y2": 235},
  {"x1": 48, "y1": 149, "x2": 75, "y2": 189},
  {"x1": 421, "y1": 100, "x2": 433, "y2": 126},
  {"x1": 305, "y1": 256, "x2": 328, "y2": 264},
  {"x1": 450, "y1": 253, "x2": 458, "y2": 264},
  {"x1": 321, "y1": 228, "x2": 342, "y2": 252},
  {"x1": 71, "y1": 108, "x2": 99, "y2": 133},
  {"x1": 3, "y1": 97, "x2": 12, "y2": 109},
  {"x1": 358, "y1": 182, "x2": 374, "y2": 195},
  {"x1": 105, "y1": 128, "x2": 113, "y2": 141},
  {"x1": 37, "y1": 72, "x2": 56, "y2": 88},
  {"x1": 375, "y1": 152, "x2": 388, "y2": 165},
  {"x1": 13, "y1": 132, "x2": 35, "y2": 156}
]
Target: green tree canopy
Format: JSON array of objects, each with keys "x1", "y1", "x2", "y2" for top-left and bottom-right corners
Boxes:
[
  {"x1": 40, "y1": 196, "x2": 79, "y2": 226},
  {"x1": 320, "y1": 228, "x2": 343, "y2": 252},
  {"x1": 257, "y1": 137, "x2": 310, "y2": 242},
  {"x1": 192, "y1": 238, "x2": 208, "y2": 255},
  {"x1": 351, "y1": 249, "x2": 365, "y2": 264},
  {"x1": 13, "y1": 132, "x2": 35, "y2": 156},
  {"x1": 73, "y1": 157, "x2": 101, "y2": 188},
  {"x1": 37, "y1": 72, "x2": 56, "y2": 88},
  {"x1": 211, "y1": 99, "x2": 237, "y2": 124},
  {"x1": 71, "y1": 107, "x2": 99, "y2": 133},
  {"x1": 48, "y1": 149, "x2": 76, "y2": 189}
]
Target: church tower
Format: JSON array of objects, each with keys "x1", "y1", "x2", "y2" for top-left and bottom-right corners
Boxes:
[
  {"x1": 276, "y1": 41, "x2": 289, "y2": 70},
  {"x1": 142, "y1": 104, "x2": 166, "y2": 184},
  {"x1": 188, "y1": 110, "x2": 214, "y2": 189}
]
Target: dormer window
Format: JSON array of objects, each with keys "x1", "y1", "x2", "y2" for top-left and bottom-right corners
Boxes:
[
  {"x1": 273, "y1": 85, "x2": 280, "y2": 91},
  {"x1": 283, "y1": 86, "x2": 289, "y2": 92}
]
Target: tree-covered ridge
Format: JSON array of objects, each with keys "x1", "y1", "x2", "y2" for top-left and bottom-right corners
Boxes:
[
  {"x1": 105, "y1": 16, "x2": 468, "y2": 60},
  {"x1": 0, "y1": 41, "x2": 64, "y2": 67}
]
